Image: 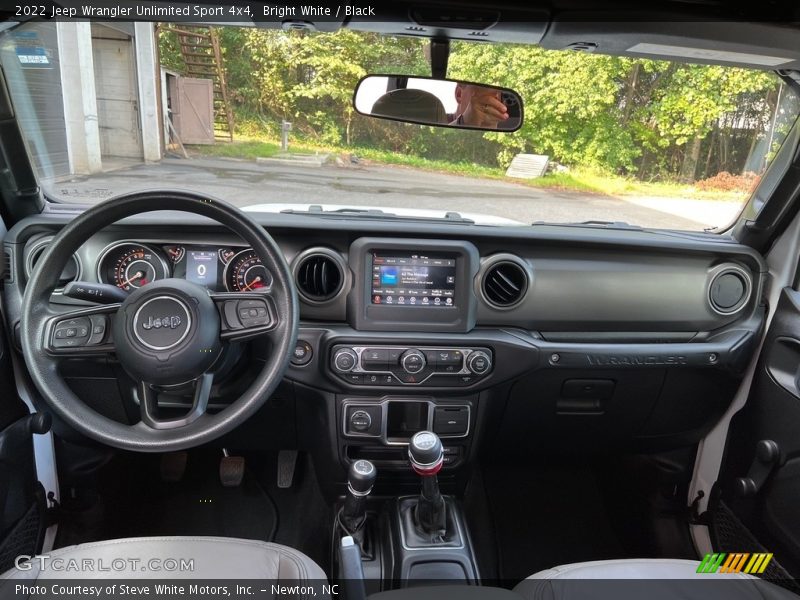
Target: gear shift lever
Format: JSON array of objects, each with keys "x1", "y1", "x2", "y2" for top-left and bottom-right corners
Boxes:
[
  {"x1": 339, "y1": 460, "x2": 376, "y2": 536},
  {"x1": 408, "y1": 431, "x2": 446, "y2": 537}
]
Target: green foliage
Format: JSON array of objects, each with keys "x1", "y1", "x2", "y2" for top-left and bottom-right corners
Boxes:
[{"x1": 161, "y1": 27, "x2": 794, "y2": 183}]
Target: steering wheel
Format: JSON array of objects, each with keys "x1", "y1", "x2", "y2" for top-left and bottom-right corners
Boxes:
[{"x1": 20, "y1": 191, "x2": 299, "y2": 452}]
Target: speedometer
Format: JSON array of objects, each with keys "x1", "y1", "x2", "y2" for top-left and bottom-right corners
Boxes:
[
  {"x1": 97, "y1": 243, "x2": 169, "y2": 292},
  {"x1": 224, "y1": 249, "x2": 273, "y2": 292}
]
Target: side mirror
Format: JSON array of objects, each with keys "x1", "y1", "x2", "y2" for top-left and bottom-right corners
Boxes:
[{"x1": 353, "y1": 75, "x2": 523, "y2": 132}]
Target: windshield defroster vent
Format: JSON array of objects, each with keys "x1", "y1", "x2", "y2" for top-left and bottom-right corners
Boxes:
[
  {"x1": 482, "y1": 260, "x2": 528, "y2": 308},
  {"x1": 295, "y1": 249, "x2": 344, "y2": 303}
]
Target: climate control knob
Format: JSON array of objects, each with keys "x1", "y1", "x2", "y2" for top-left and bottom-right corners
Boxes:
[
  {"x1": 466, "y1": 350, "x2": 492, "y2": 376},
  {"x1": 400, "y1": 349, "x2": 426, "y2": 374},
  {"x1": 332, "y1": 348, "x2": 358, "y2": 373}
]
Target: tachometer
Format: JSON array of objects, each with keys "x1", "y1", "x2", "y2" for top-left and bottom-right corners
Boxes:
[
  {"x1": 97, "y1": 243, "x2": 169, "y2": 292},
  {"x1": 224, "y1": 249, "x2": 273, "y2": 292}
]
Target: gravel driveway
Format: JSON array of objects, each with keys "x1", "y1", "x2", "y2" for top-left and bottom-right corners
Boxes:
[{"x1": 47, "y1": 157, "x2": 742, "y2": 231}]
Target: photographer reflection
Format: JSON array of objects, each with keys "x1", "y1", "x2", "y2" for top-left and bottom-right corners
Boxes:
[{"x1": 449, "y1": 83, "x2": 510, "y2": 128}]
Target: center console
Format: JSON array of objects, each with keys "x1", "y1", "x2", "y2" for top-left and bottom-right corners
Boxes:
[
  {"x1": 313, "y1": 239, "x2": 524, "y2": 589},
  {"x1": 333, "y1": 432, "x2": 480, "y2": 592}
]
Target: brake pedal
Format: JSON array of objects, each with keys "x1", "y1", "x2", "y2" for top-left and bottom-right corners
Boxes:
[
  {"x1": 160, "y1": 452, "x2": 188, "y2": 482},
  {"x1": 220, "y1": 450, "x2": 245, "y2": 488},
  {"x1": 277, "y1": 450, "x2": 298, "y2": 489}
]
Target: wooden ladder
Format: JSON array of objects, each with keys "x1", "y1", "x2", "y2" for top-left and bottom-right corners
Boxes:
[{"x1": 165, "y1": 25, "x2": 234, "y2": 141}]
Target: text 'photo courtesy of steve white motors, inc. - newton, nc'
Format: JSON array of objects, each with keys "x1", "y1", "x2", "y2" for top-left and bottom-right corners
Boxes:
[
  {"x1": 12, "y1": 3, "x2": 376, "y2": 20},
  {"x1": 10, "y1": 581, "x2": 339, "y2": 599}
]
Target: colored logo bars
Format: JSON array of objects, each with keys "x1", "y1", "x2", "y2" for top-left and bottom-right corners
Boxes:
[{"x1": 697, "y1": 552, "x2": 773, "y2": 574}]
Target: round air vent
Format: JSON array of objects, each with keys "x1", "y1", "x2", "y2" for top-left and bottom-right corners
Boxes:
[
  {"x1": 26, "y1": 240, "x2": 80, "y2": 290},
  {"x1": 709, "y1": 267, "x2": 751, "y2": 315},
  {"x1": 482, "y1": 259, "x2": 528, "y2": 308},
  {"x1": 295, "y1": 249, "x2": 344, "y2": 303}
]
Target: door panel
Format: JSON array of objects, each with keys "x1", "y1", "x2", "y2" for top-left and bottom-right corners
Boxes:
[
  {"x1": 92, "y1": 37, "x2": 142, "y2": 158},
  {"x1": 0, "y1": 234, "x2": 46, "y2": 569},
  {"x1": 719, "y1": 287, "x2": 800, "y2": 577}
]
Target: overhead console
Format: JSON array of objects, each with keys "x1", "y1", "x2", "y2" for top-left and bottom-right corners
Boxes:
[{"x1": 347, "y1": 238, "x2": 479, "y2": 333}]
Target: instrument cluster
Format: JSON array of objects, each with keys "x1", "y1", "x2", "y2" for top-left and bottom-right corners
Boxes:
[{"x1": 96, "y1": 242, "x2": 272, "y2": 293}]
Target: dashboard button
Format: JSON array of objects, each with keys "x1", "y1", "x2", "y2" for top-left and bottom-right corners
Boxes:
[
  {"x1": 434, "y1": 350, "x2": 463, "y2": 371},
  {"x1": 400, "y1": 349, "x2": 426, "y2": 374},
  {"x1": 423, "y1": 350, "x2": 439, "y2": 367},
  {"x1": 380, "y1": 373, "x2": 398, "y2": 385},
  {"x1": 349, "y1": 410, "x2": 372, "y2": 432},
  {"x1": 291, "y1": 340, "x2": 313, "y2": 366},
  {"x1": 333, "y1": 348, "x2": 358, "y2": 372},
  {"x1": 362, "y1": 348, "x2": 389, "y2": 369},
  {"x1": 364, "y1": 373, "x2": 381, "y2": 385},
  {"x1": 388, "y1": 348, "x2": 404, "y2": 365},
  {"x1": 397, "y1": 372, "x2": 422, "y2": 384},
  {"x1": 467, "y1": 351, "x2": 492, "y2": 376},
  {"x1": 343, "y1": 373, "x2": 363, "y2": 384}
]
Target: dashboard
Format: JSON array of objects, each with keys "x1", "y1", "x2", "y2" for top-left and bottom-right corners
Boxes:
[{"x1": 0, "y1": 207, "x2": 769, "y2": 459}]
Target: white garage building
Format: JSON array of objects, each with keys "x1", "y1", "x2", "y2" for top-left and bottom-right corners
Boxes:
[{"x1": 1, "y1": 21, "x2": 162, "y2": 179}]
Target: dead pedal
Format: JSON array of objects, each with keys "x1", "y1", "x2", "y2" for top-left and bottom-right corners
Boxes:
[
  {"x1": 220, "y1": 455, "x2": 245, "y2": 488},
  {"x1": 160, "y1": 452, "x2": 188, "y2": 482},
  {"x1": 277, "y1": 450, "x2": 298, "y2": 489}
]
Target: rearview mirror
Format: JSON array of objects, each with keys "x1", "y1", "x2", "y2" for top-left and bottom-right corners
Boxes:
[{"x1": 354, "y1": 75, "x2": 523, "y2": 132}]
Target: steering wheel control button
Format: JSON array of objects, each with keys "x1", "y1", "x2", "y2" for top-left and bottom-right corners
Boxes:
[
  {"x1": 291, "y1": 340, "x2": 313, "y2": 366},
  {"x1": 132, "y1": 296, "x2": 192, "y2": 351},
  {"x1": 236, "y1": 298, "x2": 270, "y2": 327},
  {"x1": 333, "y1": 348, "x2": 358, "y2": 373},
  {"x1": 467, "y1": 350, "x2": 492, "y2": 376},
  {"x1": 52, "y1": 317, "x2": 91, "y2": 347},
  {"x1": 86, "y1": 315, "x2": 108, "y2": 346}
]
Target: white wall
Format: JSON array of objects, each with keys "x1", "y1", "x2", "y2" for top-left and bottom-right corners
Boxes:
[
  {"x1": 134, "y1": 22, "x2": 161, "y2": 161},
  {"x1": 57, "y1": 22, "x2": 102, "y2": 174}
]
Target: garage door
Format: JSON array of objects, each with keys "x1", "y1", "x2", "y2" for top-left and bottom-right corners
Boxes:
[{"x1": 92, "y1": 37, "x2": 142, "y2": 159}]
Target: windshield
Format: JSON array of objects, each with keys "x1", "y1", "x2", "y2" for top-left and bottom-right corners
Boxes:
[{"x1": 2, "y1": 21, "x2": 799, "y2": 230}]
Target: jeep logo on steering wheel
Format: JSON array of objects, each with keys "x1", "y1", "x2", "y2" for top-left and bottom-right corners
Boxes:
[
  {"x1": 141, "y1": 315, "x2": 182, "y2": 330},
  {"x1": 132, "y1": 295, "x2": 192, "y2": 351}
]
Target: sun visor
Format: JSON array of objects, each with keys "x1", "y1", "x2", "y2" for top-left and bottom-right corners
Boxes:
[{"x1": 540, "y1": 19, "x2": 800, "y2": 70}]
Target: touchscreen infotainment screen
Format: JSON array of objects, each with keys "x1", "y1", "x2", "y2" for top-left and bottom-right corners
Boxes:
[{"x1": 371, "y1": 252, "x2": 456, "y2": 307}]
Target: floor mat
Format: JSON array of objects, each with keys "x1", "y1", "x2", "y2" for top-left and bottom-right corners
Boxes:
[
  {"x1": 482, "y1": 462, "x2": 628, "y2": 583},
  {"x1": 56, "y1": 452, "x2": 277, "y2": 546}
]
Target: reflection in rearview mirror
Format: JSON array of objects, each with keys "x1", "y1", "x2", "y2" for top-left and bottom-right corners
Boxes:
[{"x1": 354, "y1": 75, "x2": 523, "y2": 132}]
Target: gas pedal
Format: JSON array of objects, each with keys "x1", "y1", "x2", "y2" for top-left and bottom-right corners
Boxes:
[
  {"x1": 160, "y1": 452, "x2": 188, "y2": 483},
  {"x1": 219, "y1": 451, "x2": 245, "y2": 488},
  {"x1": 277, "y1": 450, "x2": 298, "y2": 489}
]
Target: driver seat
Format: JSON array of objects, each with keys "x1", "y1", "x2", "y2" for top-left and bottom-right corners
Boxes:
[{"x1": 1, "y1": 536, "x2": 326, "y2": 585}]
